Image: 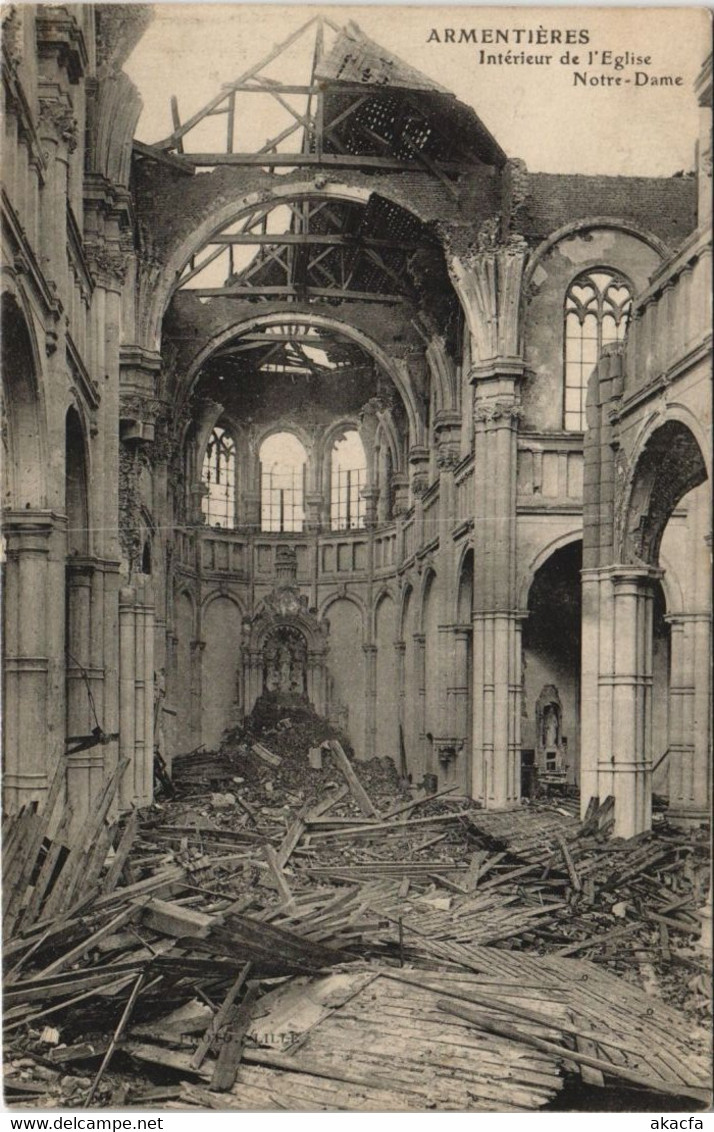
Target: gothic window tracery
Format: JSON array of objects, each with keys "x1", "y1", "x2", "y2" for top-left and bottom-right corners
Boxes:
[
  {"x1": 260, "y1": 432, "x2": 306, "y2": 532},
  {"x1": 202, "y1": 426, "x2": 236, "y2": 528},
  {"x1": 331, "y1": 429, "x2": 366, "y2": 531},
  {"x1": 564, "y1": 269, "x2": 633, "y2": 431}
]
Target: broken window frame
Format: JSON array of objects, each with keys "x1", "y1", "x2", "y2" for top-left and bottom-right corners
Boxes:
[
  {"x1": 202, "y1": 426, "x2": 237, "y2": 528},
  {"x1": 563, "y1": 268, "x2": 633, "y2": 432},
  {"x1": 260, "y1": 432, "x2": 307, "y2": 533},
  {"x1": 330, "y1": 429, "x2": 367, "y2": 531}
]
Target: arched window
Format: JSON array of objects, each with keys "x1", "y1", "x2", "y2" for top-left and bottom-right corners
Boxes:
[
  {"x1": 331, "y1": 430, "x2": 366, "y2": 531},
  {"x1": 260, "y1": 432, "x2": 306, "y2": 532},
  {"x1": 202, "y1": 426, "x2": 236, "y2": 527},
  {"x1": 564, "y1": 270, "x2": 632, "y2": 431}
]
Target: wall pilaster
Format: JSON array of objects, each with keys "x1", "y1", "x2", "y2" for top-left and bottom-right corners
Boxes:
[{"x1": 2, "y1": 512, "x2": 67, "y2": 810}]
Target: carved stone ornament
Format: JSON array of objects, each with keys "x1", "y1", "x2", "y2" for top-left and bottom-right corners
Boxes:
[
  {"x1": 476, "y1": 216, "x2": 501, "y2": 253},
  {"x1": 411, "y1": 471, "x2": 430, "y2": 499},
  {"x1": 38, "y1": 99, "x2": 78, "y2": 152},
  {"x1": 436, "y1": 442, "x2": 459, "y2": 470},
  {"x1": 2, "y1": 6, "x2": 23, "y2": 70},
  {"x1": 473, "y1": 399, "x2": 522, "y2": 426},
  {"x1": 438, "y1": 218, "x2": 529, "y2": 269},
  {"x1": 120, "y1": 393, "x2": 160, "y2": 425},
  {"x1": 85, "y1": 243, "x2": 128, "y2": 284}
]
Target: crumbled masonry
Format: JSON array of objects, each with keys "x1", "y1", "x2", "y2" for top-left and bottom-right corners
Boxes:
[{"x1": 3, "y1": 704, "x2": 711, "y2": 1110}]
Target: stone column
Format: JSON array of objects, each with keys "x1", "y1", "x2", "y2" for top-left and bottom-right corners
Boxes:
[
  {"x1": 586, "y1": 567, "x2": 659, "y2": 838},
  {"x1": 471, "y1": 393, "x2": 522, "y2": 808},
  {"x1": 307, "y1": 649, "x2": 327, "y2": 716},
  {"x1": 667, "y1": 609, "x2": 711, "y2": 823},
  {"x1": 304, "y1": 492, "x2": 323, "y2": 533},
  {"x1": 66, "y1": 560, "x2": 106, "y2": 823},
  {"x1": 118, "y1": 586, "x2": 136, "y2": 810},
  {"x1": 450, "y1": 627, "x2": 471, "y2": 742},
  {"x1": 243, "y1": 491, "x2": 261, "y2": 532},
  {"x1": 190, "y1": 483, "x2": 209, "y2": 524},
  {"x1": 361, "y1": 486, "x2": 380, "y2": 531},
  {"x1": 395, "y1": 639, "x2": 406, "y2": 772},
  {"x1": 118, "y1": 581, "x2": 155, "y2": 809},
  {"x1": 667, "y1": 614, "x2": 696, "y2": 816},
  {"x1": 243, "y1": 647, "x2": 263, "y2": 717},
  {"x1": 363, "y1": 643, "x2": 378, "y2": 758},
  {"x1": 2, "y1": 512, "x2": 66, "y2": 810},
  {"x1": 190, "y1": 639, "x2": 205, "y2": 748},
  {"x1": 413, "y1": 632, "x2": 427, "y2": 779},
  {"x1": 446, "y1": 232, "x2": 527, "y2": 809},
  {"x1": 392, "y1": 474, "x2": 410, "y2": 520}
]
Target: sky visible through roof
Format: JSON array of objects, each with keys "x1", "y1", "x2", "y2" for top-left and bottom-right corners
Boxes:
[{"x1": 123, "y1": 4, "x2": 710, "y2": 177}]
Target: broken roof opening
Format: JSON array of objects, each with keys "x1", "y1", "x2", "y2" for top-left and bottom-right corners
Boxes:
[
  {"x1": 141, "y1": 16, "x2": 506, "y2": 173},
  {"x1": 190, "y1": 317, "x2": 406, "y2": 429},
  {"x1": 176, "y1": 193, "x2": 449, "y2": 309}
]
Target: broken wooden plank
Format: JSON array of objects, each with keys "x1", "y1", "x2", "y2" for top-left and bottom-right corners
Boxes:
[
  {"x1": 305, "y1": 786, "x2": 349, "y2": 822},
  {"x1": 307, "y1": 809, "x2": 472, "y2": 842},
  {"x1": 139, "y1": 897, "x2": 216, "y2": 940},
  {"x1": 383, "y1": 784, "x2": 459, "y2": 820},
  {"x1": 325, "y1": 741, "x2": 380, "y2": 818},
  {"x1": 263, "y1": 845, "x2": 296, "y2": 908},
  {"x1": 3, "y1": 760, "x2": 66, "y2": 934},
  {"x1": 437, "y1": 1000, "x2": 710, "y2": 1102},
  {"x1": 577, "y1": 1035, "x2": 606, "y2": 1086},
  {"x1": 101, "y1": 811, "x2": 140, "y2": 895},
  {"x1": 252, "y1": 742, "x2": 282, "y2": 767},
  {"x1": 554, "y1": 922, "x2": 643, "y2": 957},
  {"x1": 210, "y1": 983, "x2": 260, "y2": 1091},
  {"x1": 557, "y1": 835, "x2": 582, "y2": 892},
  {"x1": 27, "y1": 905, "x2": 140, "y2": 981},
  {"x1": 84, "y1": 972, "x2": 149, "y2": 1105},
  {"x1": 17, "y1": 804, "x2": 76, "y2": 931},
  {"x1": 276, "y1": 814, "x2": 307, "y2": 868},
  {"x1": 191, "y1": 961, "x2": 252, "y2": 1070},
  {"x1": 42, "y1": 759, "x2": 130, "y2": 919}
]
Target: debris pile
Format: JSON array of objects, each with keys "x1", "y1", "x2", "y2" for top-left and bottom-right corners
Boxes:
[{"x1": 2, "y1": 720, "x2": 711, "y2": 1111}]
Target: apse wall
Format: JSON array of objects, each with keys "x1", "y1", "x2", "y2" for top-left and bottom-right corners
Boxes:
[
  {"x1": 201, "y1": 597, "x2": 243, "y2": 751},
  {"x1": 374, "y1": 594, "x2": 399, "y2": 764},
  {"x1": 325, "y1": 598, "x2": 366, "y2": 759}
]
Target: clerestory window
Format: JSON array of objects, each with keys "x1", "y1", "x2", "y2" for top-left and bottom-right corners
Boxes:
[
  {"x1": 564, "y1": 269, "x2": 633, "y2": 431},
  {"x1": 260, "y1": 432, "x2": 306, "y2": 532},
  {"x1": 331, "y1": 430, "x2": 366, "y2": 531},
  {"x1": 202, "y1": 426, "x2": 236, "y2": 528}
]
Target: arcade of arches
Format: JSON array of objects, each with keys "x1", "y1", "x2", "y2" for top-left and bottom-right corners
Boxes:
[{"x1": 1, "y1": 7, "x2": 711, "y2": 842}]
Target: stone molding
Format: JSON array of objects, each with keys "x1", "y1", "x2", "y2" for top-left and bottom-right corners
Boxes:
[{"x1": 38, "y1": 98, "x2": 78, "y2": 153}]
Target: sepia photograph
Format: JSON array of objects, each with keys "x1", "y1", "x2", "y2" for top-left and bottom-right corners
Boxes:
[{"x1": 1, "y1": 1, "x2": 712, "y2": 1116}]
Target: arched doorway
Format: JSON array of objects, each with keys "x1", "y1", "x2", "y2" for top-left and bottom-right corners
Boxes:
[
  {"x1": 582, "y1": 420, "x2": 710, "y2": 836},
  {"x1": 401, "y1": 587, "x2": 419, "y2": 778},
  {"x1": 65, "y1": 407, "x2": 91, "y2": 739},
  {"x1": 522, "y1": 541, "x2": 582, "y2": 792},
  {"x1": 657, "y1": 478, "x2": 710, "y2": 820},
  {"x1": 452, "y1": 549, "x2": 473, "y2": 794},
  {"x1": 422, "y1": 570, "x2": 439, "y2": 782},
  {"x1": 374, "y1": 593, "x2": 399, "y2": 763},
  {"x1": 621, "y1": 422, "x2": 710, "y2": 826},
  {"x1": 1, "y1": 293, "x2": 59, "y2": 810}
]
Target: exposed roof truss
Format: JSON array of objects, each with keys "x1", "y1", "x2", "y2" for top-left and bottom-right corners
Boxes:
[
  {"x1": 147, "y1": 16, "x2": 505, "y2": 174},
  {"x1": 179, "y1": 195, "x2": 443, "y2": 305}
]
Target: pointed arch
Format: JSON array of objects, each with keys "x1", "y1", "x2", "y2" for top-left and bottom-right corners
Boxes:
[{"x1": 1, "y1": 290, "x2": 48, "y2": 510}]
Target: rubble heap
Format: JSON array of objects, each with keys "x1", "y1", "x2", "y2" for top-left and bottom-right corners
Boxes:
[{"x1": 2, "y1": 715, "x2": 711, "y2": 1111}]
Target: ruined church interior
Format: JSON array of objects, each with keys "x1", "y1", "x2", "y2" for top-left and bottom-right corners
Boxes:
[{"x1": 1, "y1": 4, "x2": 712, "y2": 1112}]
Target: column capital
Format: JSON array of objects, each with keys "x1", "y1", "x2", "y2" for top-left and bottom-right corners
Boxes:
[
  {"x1": 611, "y1": 564, "x2": 664, "y2": 587},
  {"x1": 473, "y1": 397, "x2": 522, "y2": 428}
]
